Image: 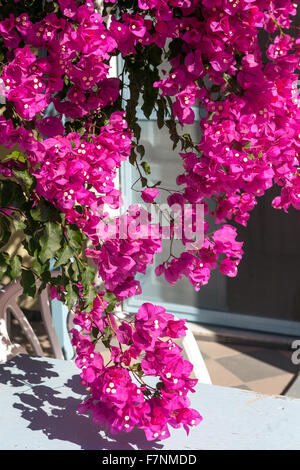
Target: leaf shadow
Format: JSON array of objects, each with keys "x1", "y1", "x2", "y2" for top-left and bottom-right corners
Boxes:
[{"x1": 0, "y1": 355, "x2": 163, "y2": 450}]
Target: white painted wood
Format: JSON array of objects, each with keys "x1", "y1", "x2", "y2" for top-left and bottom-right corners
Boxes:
[{"x1": 181, "y1": 324, "x2": 212, "y2": 384}]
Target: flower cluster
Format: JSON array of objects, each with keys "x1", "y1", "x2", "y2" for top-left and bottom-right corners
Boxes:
[
  {"x1": 150, "y1": 0, "x2": 299, "y2": 288},
  {"x1": 156, "y1": 224, "x2": 243, "y2": 289},
  {"x1": 72, "y1": 302, "x2": 202, "y2": 441},
  {"x1": 86, "y1": 207, "x2": 162, "y2": 300}
]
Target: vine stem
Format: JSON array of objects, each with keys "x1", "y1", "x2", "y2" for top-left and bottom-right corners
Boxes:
[{"x1": 96, "y1": 293, "x2": 118, "y2": 335}]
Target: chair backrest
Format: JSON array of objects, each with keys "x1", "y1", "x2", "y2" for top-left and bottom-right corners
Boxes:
[{"x1": 0, "y1": 280, "x2": 64, "y2": 364}]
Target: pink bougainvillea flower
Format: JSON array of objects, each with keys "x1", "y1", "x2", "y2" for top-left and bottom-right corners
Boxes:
[
  {"x1": 36, "y1": 116, "x2": 65, "y2": 137},
  {"x1": 141, "y1": 187, "x2": 160, "y2": 203}
]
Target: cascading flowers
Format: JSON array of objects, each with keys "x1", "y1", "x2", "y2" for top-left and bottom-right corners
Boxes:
[{"x1": 0, "y1": 0, "x2": 298, "y2": 441}]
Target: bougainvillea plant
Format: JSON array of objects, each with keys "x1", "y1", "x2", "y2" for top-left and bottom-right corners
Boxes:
[{"x1": 0, "y1": 0, "x2": 298, "y2": 441}]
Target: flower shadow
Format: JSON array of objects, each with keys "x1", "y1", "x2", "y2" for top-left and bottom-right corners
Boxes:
[{"x1": 0, "y1": 355, "x2": 163, "y2": 450}]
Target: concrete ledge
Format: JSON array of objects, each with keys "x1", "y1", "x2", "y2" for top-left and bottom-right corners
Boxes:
[{"x1": 188, "y1": 322, "x2": 299, "y2": 350}]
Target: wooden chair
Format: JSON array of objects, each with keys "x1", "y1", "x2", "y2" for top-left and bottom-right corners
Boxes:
[{"x1": 0, "y1": 280, "x2": 66, "y2": 364}]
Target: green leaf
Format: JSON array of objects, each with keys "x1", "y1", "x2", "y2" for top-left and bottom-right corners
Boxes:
[
  {"x1": 167, "y1": 38, "x2": 185, "y2": 61},
  {"x1": 23, "y1": 230, "x2": 41, "y2": 257},
  {"x1": 68, "y1": 259, "x2": 80, "y2": 282},
  {"x1": 148, "y1": 44, "x2": 162, "y2": 67},
  {"x1": 41, "y1": 270, "x2": 52, "y2": 284},
  {"x1": 103, "y1": 292, "x2": 117, "y2": 303},
  {"x1": 83, "y1": 284, "x2": 97, "y2": 309},
  {"x1": 10, "y1": 255, "x2": 22, "y2": 279},
  {"x1": 65, "y1": 282, "x2": 78, "y2": 309},
  {"x1": 136, "y1": 145, "x2": 145, "y2": 158},
  {"x1": 13, "y1": 169, "x2": 35, "y2": 191},
  {"x1": 32, "y1": 256, "x2": 44, "y2": 277},
  {"x1": 129, "y1": 148, "x2": 137, "y2": 166},
  {"x1": 20, "y1": 269, "x2": 36, "y2": 298},
  {"x1": 157, "y1": 99, "x2": 165, "y2": 129},
  {"x1": 103, "y1": 292, "x2": 118, "y2": 313},
  {"x1": 30, "y1": 205, "x2": 42, "y2": 222},
  {"x1": 156, "y1": 381, "x2": 165, "y2": 390},
  {"x1": 132, "y1": 122, "x2": 141, "y2": 141},
  {"x1": 66, "y1": 225, "x2": 83, "y2": 251},
  {"x1": 1, "y1": 150, "x2": 26, "y2": 164},
  {"x1": 81, "y1": 265, "x2": 96, "y2": 289},
  {"x1": 104, "y1": 292, "x2": 118, "y2": 313},
  {"x1": 141, "y1": 70, "x2": 159, "y2": 119},
  {"x1": 39, "y1": 222, "x2": 62, "y2": 264},
  {"x1": 132, "y1": 363, "x2": 144, "y2": 378},
  {"x1": 243, "y1": 142, "x2": 252, "y2": 149},
  {"x1": 106, "y1": 303, "x2": 116, "y2": 313},
  {"x1": 53, "y1": 245, "x2": 74, "y2": 268},
  {"x1": 102, "y1": 325, "x2": 113, "y2": 349},
  {"x1": 30, "y1": 202, "x2": 51, "y2": 222},
  {"x1": 0, "y1": 181, "x2": 25, "y2": 209},
  {"x1": 141, "y1": 161, "x2": 151, "y2": 175},
  {"x1": 90, "y1": 325, "x2": 99, "y2": 342}
]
